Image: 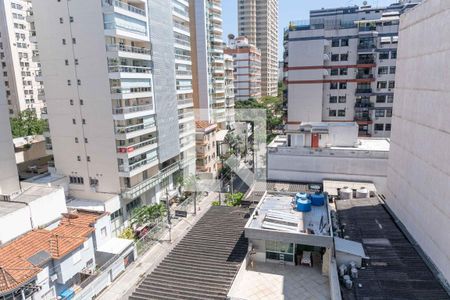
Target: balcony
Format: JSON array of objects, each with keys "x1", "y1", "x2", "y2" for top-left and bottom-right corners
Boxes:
[
  {"x1": 173, "y1": 22, "x2": 190, "y2": 34},
  {"x1": 357, "y1": 58, "x2": 375, "y2": 64},
  {"x1": 37, "y1": 90, "x2": 45, "y2": 101},
  {"x1": 174, "y1": 37, "x2": 190, "y2": 49},
  {"x1": 356, "y1": 73, "x2": 374, "y2": 80},
  {"x1": 357, "y1": 44, "x2": 376, "y2": 52},
  {"x1": 115, "y1": 122, "x2": 156, "y2": 139},
  {"x1": 176, "y1": 85, "x2": 193, "y2": 93},
  {"x1": 103, "y1": 0, "x2": 146, "y2": 17},
  {"x1": 104, "y1": 21, "x2": 148, "y2": 40},
  {"x1": 355, "y1": 102, "x2": 374, "y2": 109},
  {"x1": 178, "y1": 111, "x2": 195, "y2": 121},
  {"x1": 174, "y1": 53, "x2": 192, "y2": 64},
  {"x1": 112, "y1": 104, "x2": 153, "y2": 117},
  {"x1": 106, "y1": 44, "x2": 151, "y2": 60},
  {"x1": 111, "y1": 86, "x2": 152, "y2": 99},
  {"x1": 359, "y1": 26, "x2": 377, "y2": 32},
  {"x1": 209, "y1": 13, "x2": 222, "y2": 24},
  {"x1": 108, "y1": 65, "x2": 152, "y2": 79},
  {"x1": 355, "y1": 88, "x2": 372, "y2": 94},
  {"x1": 177, "y1": 98, "x2": 193, "y2": 107},
  {"x1": 117, "y1": 137, "x2": 157, "y2": 155},
  {"x1": 175, "y1": 69, "x2": 192, "y2": 78},
  {"x1": 173, "y1": 6, "x2": 189, "y2": 21},
  {"x1": 119, "y1": 156, "x2": 158, "y2": 173}
]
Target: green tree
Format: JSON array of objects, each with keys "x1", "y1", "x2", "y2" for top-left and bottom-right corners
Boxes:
[
  {"x1": 10, "y1": 110, "x2": 47, "y2": 138},
  {"x1": 131, "y1": 203, "x2": 166, "y2": 226}
]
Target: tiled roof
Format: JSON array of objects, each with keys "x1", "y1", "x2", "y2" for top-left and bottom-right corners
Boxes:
[
  {"x1": 195, "y1": 120, "x2": 216, "y2": 129},
  {"x1": 0, "y1": 210, "x2": 104, "y2": 295}
]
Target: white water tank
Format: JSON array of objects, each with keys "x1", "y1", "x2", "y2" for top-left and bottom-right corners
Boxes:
[
  {"x1": 356, "y1": 187, "x2": 369, "y2": 198},
  {"x1": 340, "y1": 187, "x2": 353, "y2": 199}
]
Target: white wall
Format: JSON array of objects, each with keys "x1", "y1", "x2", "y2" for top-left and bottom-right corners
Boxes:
[
  {"x1": 28, "y1": 187, "x2": 67, "y2": 226},
  {"x1": 0, "y1": 204, "x2": 32, "y2": 244},
  {"x1": 385, "y1": 0, "x2": 450, "y2": 283}
]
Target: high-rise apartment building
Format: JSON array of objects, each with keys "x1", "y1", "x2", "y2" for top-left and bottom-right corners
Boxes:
[
  {"x1": 238, "y1": 0, "x2": 278, "y2": 97},
  {"x1": 189, "y1": 0, "x2": 231, "y2": 129},
  {"x1": 224, "y1": 53, "x2": 235, "y2": 127},
  {"x1": 283, "y1": 2, "x2": 419, "y2": 137},
  {"x1": 0, "y1": 74, "x2": 20, "y2": 196},
  {"x1": 31, "y1": 0, "x2": 195, "y2": 231},
  {"x1": 386, "y1": 0, "x2": 450, "y2": 284},
  {"x1": 0, "y1": 0, "x2": 45, "y2": 117},
  {"x1": 225, "y1": 36, "x2": 261, "y2": 101}
]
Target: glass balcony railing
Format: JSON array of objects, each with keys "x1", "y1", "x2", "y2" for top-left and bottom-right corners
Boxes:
[
  {"x1": 119, "y1": 156, "x2": 158, "y2": 172},
  {"x1": 115, "y1": 122, "x2": 156, "y2": 134},
  {"x1": 173, "y1": 6, "x2": 189, "y2": 18},
  {"x1": 108, "y1": 65, "x2": 152, "y2": 74},
  {"x1": 111, "y1": 86, "x2": 152, "y2": 94},
  {"x1": 175, "y1": 53, "x2": 191, "y2": 61},
  {"x1": 117, "y1": 137, "x2": 157, "y2": 153},
  {"x1": 106, "y1": 44, "x2": 151, "y2": 55},
  {"x1": 174, "y1": 37, "x2": 190, "y2": 47},
  {"x1": 104, "y1": 22, "x2": 147, "y2": 36},
  {"x1": 103, "y1": 0, "x2": 146, "y2": 16},
  {"x1": 173, "y1": 22, "x2": 190, "y2": 32},
  {"x1": 112, "y1": 104, "x2": 153, "y2": 114}
]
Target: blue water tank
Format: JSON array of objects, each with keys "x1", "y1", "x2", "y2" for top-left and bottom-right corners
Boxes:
[
  {"x1": 310, "y1": 193, "x2": 325, "y2": 206},
  {"x1": 296, "y1": 198, "x2": 312, "y2": 212},
  {"x1": 296, "y1": 192, "x2": 308, "y2": 200}
]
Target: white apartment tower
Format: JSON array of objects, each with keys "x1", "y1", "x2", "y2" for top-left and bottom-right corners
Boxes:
[
  {"x1": 238, "y1": 0, "x2": 278, "y2": 97},
  {"x1": 386, "y1": 0, "x2": 450, "y2": 284},
  {"x1": 0, "y1": 74, "x2": 20, "y2": 196},
  {"x1": 189, "y1": 0, "x2": 231, "y2": 129},
  {"x1": 225, "y1": 36, "x2": 261, "y2": 101},
  {"x1": 0, "y1": 0, "x2": 45, "y2": 117},
  {"x1": 31, "y1": 0, "x2": 195, "y2": 228},
  {"x1": 284, "y1": 2, "x2": 420, "y2": 137},
  {"x1": 224, "y1": 53, "x2": 235, "y2": 127}
]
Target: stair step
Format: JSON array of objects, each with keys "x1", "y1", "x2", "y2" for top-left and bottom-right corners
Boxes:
[{"x1": 139, "y1": 280, "x2": 228, "y2": 298}]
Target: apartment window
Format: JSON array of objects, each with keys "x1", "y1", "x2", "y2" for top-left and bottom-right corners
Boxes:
[
  {"x1": 385, "y1": 124, "x2": 391, "y2": 131},
  {"x1": 80, "y1": 99, "x2": 84, "y2": 105},
  {"x1": 72, "y1": 118, "x2": 76, "y2": 124},
  {"x1": 67, "y1": 80, "x2": 71, "y2": 86},
  {"x1": 329, "y1": 96, "x2": 337, "y2": 103},
  {"x1": 389, "y1": 66, "x2": 396, "y2": 74},
  {"x1": 65, "y1": 59, "x2": 69, "y2": 65},
  {"x1": 75, "y1": 137, "x2": 78, "y2": 143},
  {"x1": 70, "y1": 16, "x2": 74, "y2": 22},
  {"x1": 59, "y1": 17, "x2": 63, "y2": 24},
  {"x1": 69, "y1": 176, "x2": 84, "y2": 184},
  {"x1": 338, "y1": 110, "x2": 346, "y2": 117},
  {"x1": 386, "y1": 109, "x2": 392, "y2": 117},
  {"x1": 375, "y1": 109, "x2": 385, "y2": 117},
  {"x1": 338, "y1": 96, "x2": 346, "y2": 103},
  {"x1": 391, "y1": 50, "x2": 397, "y2": 59},
  {"x1": 72, "y1": 38, "x2": 76, "y2": 44},
  {"x1": 330, "y1": 82, "x2": 338, "y2": 90},
  {"x1": 379, "y1": 52, "x2": 389, "y2": 60},
  {"x1": 82, "y1": 119, "x2": 86, "y2": 124},
  {"x1": 331, "y1": 39, "x2": 340, "y2": 47},
  {"x1": 62, "y1": 38, "x2": 66, "y2": 45},
  {"x1": 84, "y1": 138, "x2": 88, "y2": 143},
  {"x1": 70, "y1": 99, "x2": 74, "y2": 105},
  {"x1": 74, "y1": 59, "x2": 79, "y2": 65},
  {"x1": 341, "y1": 38, "x2": 349, "y2": 47},
  {"x1": 87, "y1": 156, "x2": 90, "y2": 162},
  {"x1": 376, "y1": 95, "x2": 386, "y2": 103},
  {"x1": 387, "y1": 95, "x2": 394, "y2": 103},
  {"x1": 377, "y1": 81, "x2": 387, "y2": 89},
  {"x1": 374, "y1": 123, "x2": 384, "y2": 131},
  {"x1": 340, "y1": 54, "x2": 348, "y2": 61},
  {"x1": 329, "y1": 110, "x2": 337, "y2": 117},
  {"x1": 378, "y1": 67, "x2": 389, "y2": 75},
  {"x1": 340, "y1": 68, "x2": 348, "y2": 75},
  {"x1": 388, "y1": 81, "x2": 395, "y2": 89},
  {"x1": 330, "y1": 69, "x2": 338, "y2": 76},
  {"x1": 339, "y1": 82, "x2": 347, "y2": 89},
  {"x1": 77, "y1": 79, "x2": 81, "y2": 85},
  {"x1": 110, "y1": 209, "x2": 122, "y2": 221},
  {"x1": 77, "y1": 156, "x2": 81, "y2": 161},
  {"x1": 331, "y1": 54, "x2": 339, "y2": 61}
]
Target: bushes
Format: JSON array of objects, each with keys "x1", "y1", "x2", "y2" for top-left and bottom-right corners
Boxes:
[{"x1": 225, "y1": 192, "x2": 244, "y2": 207}]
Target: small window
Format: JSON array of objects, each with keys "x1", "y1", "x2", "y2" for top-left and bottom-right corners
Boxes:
[
  {"x1": 75, "y1": 137, "x2": 78, "y2": 143},
  {"x1": 341, "y1": 38, "x2": 349, "y2": 47},
  {"x1": 379, "y1": 52, "x2": 389, "y2": 60},
  {"x1": 87, "y1": 156, "x2": 90, "y2": 162},
  {"x1": 331, "y1": 39, "x2": 340, "y2": 47},
  {"x1": 62, "y1": 38, "x2": 66, "y2": 45},
  {"x1": 374, "y1": 123, "x2": 384, "y2": 131},
  {"x1": 77, "y1": 79, "x2": 81, "y2": 85},
  {"x1": 330, "y1": 82, "x2": 338, "y2": 90},
  {"x1": 72, "y1": 118, "x2": 76, "y2": 124},
  {"x1": 390, "y1": 66, "x2": 396, "y2": 74},
  {"x1": 391, "y1": 50, "x2": 397, "y2": 59},
  {"x1": 331, "y1": 54, "x2": 339, "y2": 61},
  {"x1": 84, "y1": 138, "x2": 88, "y2": 143},
  {"x1": 70, "y1": 16, "x2": 74, "y2": 22},
  {"x1": 330, "y1": 69, "x2": 338, "y2": 76},
  {"x1": 338, "y1": 109, "x2": 346, "y2": 117},
  {"x1": 80, "y1": 99, "x2": 84, "y2": 105},
  {"x1": 72, "y1": 38, "x2": 76, "y2": 44},
  {"x1": 65, "y1": 59, "x2": 69, "y2": 66},
  {"x1": 329, "y1": 110, "x2": 337, "y2": 117},
  {"x1": 387, "y1": 95, "x2": 394, "y2": 103},
  {"x1": 59, "y1": 17, "x2": 63, "y2": 24},
  {"x1": 388, "y1": 81, "x2": 395, "y2": 89},
  {"x1": 74, "y1": 59, "x2": 79, "y2": 65},
  {"x1": 385, "y1": 124, "x2": 391, "y2": 131},
  {"x1": 70, "y1": 99, "x2": 74, "y2": 105},
  {"x1": 67, "y1": 80, "x2": 71, "y2": 86},
  {"x1": 340, "y1": 54, "x2": 348, "y2": 61},
  {"x1": 77, "y1": 155, "x2": 81, "y2": 161},
  {"x1": 340, "y1": 68, "x2": 347, "y2": 75},
  {"x1": 376, "y1": 95, "x2": 386, "y2": 103},
  {"x1": 378, "y1": 67, "x2": 389, "y2": 75},
  {"x1": 329, "y1": 96, "x2": 337, "y2": 103},
  {"x1": 82, "y1": 119, "x2": 86, "y2": 124},
  {"x1": 338, "y1": 96, "x2": 346, "y2": 103},
  {"x1": 339, "y1": 82, "x2": 347, "y2": 89},
  {"x1": 377, "y1": 81, "x2": 387, "y2": 89},
  {"x1": 386, "y1": 109, "x2": 392, "y2": 118},
  {"x1": 375, "y1": 109, "x2": 385, "y2": 117}
]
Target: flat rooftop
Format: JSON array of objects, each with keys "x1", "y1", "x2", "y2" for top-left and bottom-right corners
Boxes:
[
  {"x1": 0, "y1": 201, "x2": 26, "y2": 217},
  {"x1": 23, "y1": 173, "x2": 65, "y2": 184},
  {"x1": 247, "y1": 193, "x2": 331, "y2": 237},
  {"x1": 12, "y1": 185, "x2": 61, "y2": 204},
  {"x1": 323, "y1": 180, "x2": 377, "y2": 196},
  {"x1": 336, "y1": 197, "x2": 449, "y2": 299}
]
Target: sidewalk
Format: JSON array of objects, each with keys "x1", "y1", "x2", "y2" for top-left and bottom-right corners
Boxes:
[{"x1": 97, "y1": 192, "x2": 218, "y2": 300}]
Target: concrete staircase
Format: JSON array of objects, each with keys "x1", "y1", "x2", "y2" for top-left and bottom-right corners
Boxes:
[{"x1": 129, "y1": 206, "x2": 249, "y2": 300}]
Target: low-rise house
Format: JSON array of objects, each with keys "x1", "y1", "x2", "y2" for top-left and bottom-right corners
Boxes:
[{"x1": 195, "y1": 121, "x2": 218, "y2": 179}]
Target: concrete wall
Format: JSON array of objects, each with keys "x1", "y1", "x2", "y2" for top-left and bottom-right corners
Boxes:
[
  {"x1": 385, "y1": 0, "x2": 450, "y2": 284},
  {"x1": 0, "y1": 204, "x2": 32, "y2": 244},
  {"x1": 28, "y1": 187, "x2": 67, "y2": 227}
]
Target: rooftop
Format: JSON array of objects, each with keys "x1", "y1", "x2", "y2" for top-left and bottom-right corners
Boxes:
[
  {"x1": 0, "y1": 210, "x2": 105, "y2": 295},
  {"x1": 12, "y1": 186, "x2": 61, "y2": 204},
  {"x1": 0, "y1": 201, "x2": 26, "y2": 218}
]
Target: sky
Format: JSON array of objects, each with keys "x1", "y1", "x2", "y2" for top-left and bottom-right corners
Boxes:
[{"x1": 222, "y1": 0, "x2": 399, "y2": 60}]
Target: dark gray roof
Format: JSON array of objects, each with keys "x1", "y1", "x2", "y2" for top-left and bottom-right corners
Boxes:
[
  {"x1": 336, "y1": 197, "x2": 449, "y2": 300},
  {"x1": 27, "y1": 250, "x2": 51, "y2": 266}
]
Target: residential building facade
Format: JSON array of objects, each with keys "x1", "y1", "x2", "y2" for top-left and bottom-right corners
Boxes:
[
  {"x1": 224, "y1": 53, "x2": 235, "y2": 127},
  {"x1": 0, "y1": 0, "x2": 45, "y2": 117},
  {"x1": 0, "y1": 73, "x2": 20, "y2": 196},
  {"x1": 195, "y1": 120, "x2": 218, "y2": 178},
  {"x1": 238, "y1": 0, "x2": 278, "y2": 97},
  {"x1": 284, "y1": 2, "x2": 419, "y2": 137},
  {"x1": 189, "y1": 0, "x2": 229, "y2": 129},
  {"x1": 385, "y1": 0, "x2": 450, "y2": 285},
  {"x1": 31, "y1": 0, "x2": 195, "y2": 233},
  {"x1": 225, "y1": 36, "x2": 261, "y2": 101}
]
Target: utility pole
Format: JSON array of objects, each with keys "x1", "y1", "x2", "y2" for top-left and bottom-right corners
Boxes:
[
  {"x1": 165, "y1": 188, "x2": 171, "y2": 242},
  {"x1": 219, "y1": 156, "x2": 224, "y2": 205},
  {"x1": 193, "y1": 175, "x2": 197, "y2": 216}
]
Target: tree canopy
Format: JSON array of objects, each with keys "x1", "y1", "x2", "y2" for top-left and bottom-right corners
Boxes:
[{"x1": 10, "y1": 110, "x2": 47, "y2": 138}]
